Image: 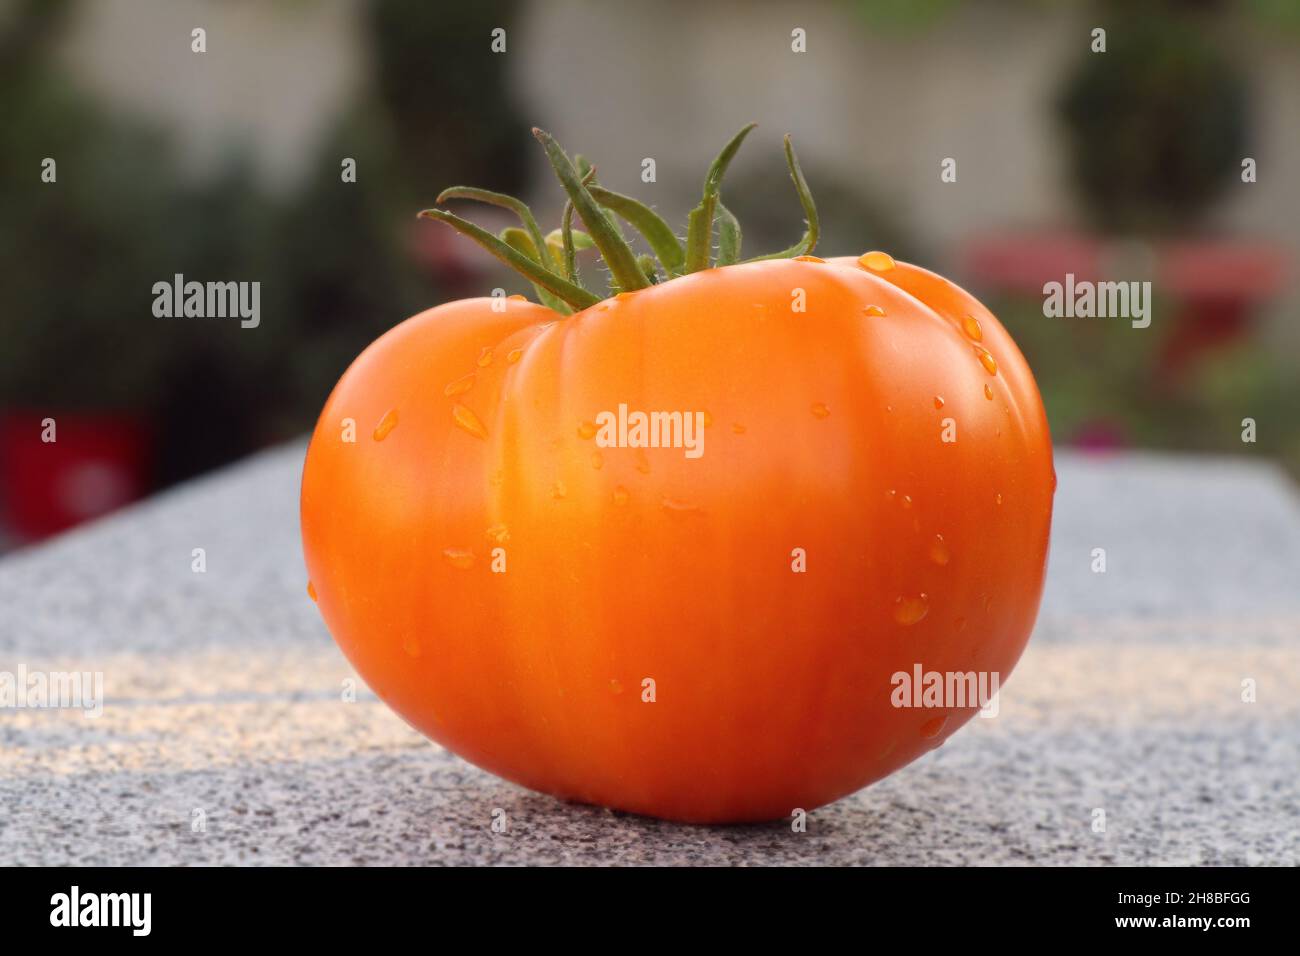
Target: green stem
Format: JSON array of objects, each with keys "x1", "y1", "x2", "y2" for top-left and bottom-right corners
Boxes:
[
  {"x1": 743, "y1": 135, "x2": 819, "y2": 261},
  {"x1": 532, "y1": 129, "x2": 648, "y2": 293},
  {"x1": 499, "y1": 226, "x2": 538, "y2": 260},
  {"x1": 636, "y1": 254, "x2": 660, "y2": 284},
  {"x1": 684, "y1": 123, "x2": 757, "y2": 272},
  {"x1": 499, "y1": 228, "x2": 572, "y2": 314},
  {"x1": 716, "y1": 201, "x2": 742, "y2": 265},
  {"x1": 544, "y1": 227, "x2": 593, "y2": 260},
  {"x1": 436, "y1": 186, "x2": 557, "y2": 273},
  {"x1": 559, "y1": 165, "x2": 598, "y2": 287},
  {"x1": 561, "y1": 202, "x2": 580, "y2": 285},
  {"x1": 588, "y1": 185, "x2": 686, "y2": 277},
  {"x1": 419, "y1": 124, "x2": 823, "y2": 312},
  {"x1": 419, "y1": 208, "x2": 600, "y2": 310}
]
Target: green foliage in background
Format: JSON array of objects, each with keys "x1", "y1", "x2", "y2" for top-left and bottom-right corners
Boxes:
[
  {"x1": 260, "y1": 0, "x2": 528, "y2": 431},
  {"x1": 367, "y1": 0, "x2": 526, "y2": 209},
  {"x1": 0, "y1": 0, "x2": 180, "y2": 410},
  {"x1": 1057, "y1": 6, "x2": 1248, "y2": 234},
  {"x1": 994, "y1": 296, "x2": 1300, "y2": 476},
  {"x1": 0, "y1": 0, "x2": 527, "y2": 482}
]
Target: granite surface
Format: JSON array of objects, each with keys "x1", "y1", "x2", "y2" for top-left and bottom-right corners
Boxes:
[{"x1": 1, "y1": 442, "x2": 1297, "y2": 865}]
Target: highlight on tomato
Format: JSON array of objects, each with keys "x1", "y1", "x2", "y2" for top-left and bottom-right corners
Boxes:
[{"x1": 300, "y1": 123, "x2": 1055, "y2": 823}]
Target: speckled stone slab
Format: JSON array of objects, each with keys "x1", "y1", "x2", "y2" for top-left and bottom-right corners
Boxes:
[{"x1": 2, "y1": 444, "x2": 1297, "y2": 865}]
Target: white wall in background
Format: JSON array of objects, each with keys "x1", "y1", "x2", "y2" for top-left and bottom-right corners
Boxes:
[{"x1": 57, "y1": 0, "x2": 367, "y2": 192}]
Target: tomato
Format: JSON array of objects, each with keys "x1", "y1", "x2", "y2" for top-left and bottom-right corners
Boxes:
[{"x1": 300, "y1": 128, "x2": 1054, "y2": 823}]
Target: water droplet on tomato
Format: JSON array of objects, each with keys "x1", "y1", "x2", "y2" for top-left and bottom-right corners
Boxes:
[
  {"x1": 477, "y1": 347, "x2": 493, "y2": 368},
  {"x1": 961, "y1": 315, "x2": 983, "y2": 342},
  {"x1": 732, "y1": 423, "x2": 746, "y2": 435},
  {"x1": 859, "y1": 250, "x2": 896, "y2": 271},
  {"x1": 928, "y1": 534, "x2": 950, "y2": 565},
  {"x1": 661, "y1": 496, "x2": 701, "y2": 514},
  {"x1": 975, "y1": 346, "x2": 998, "y2": 375},
  {"x1": 793, "y1": 254, "x2": 824, "y2": 263},
  {"x1": 306, "y1": 581, "x2": 317, "y2": 602},
  {"x1": 485, "y1": 524, "x2": 509, "y2": 544},
  {"x1": 893, "y1": 594, "x2": 930, "y2": 626},
  {"x1": 552, "y1": 480, "x2": 567, "y2": 500},
  {"x1": 635, "y1": 451, "x2": 651, "y2": 474},
  {"x1": 702, "y1": 410, "x2": 714, "y2": 428},
  {"x1": 444, "y1": 373, "x2": 475, "y2": 397},
  {"x1": 900, "y1": 494, "x2": 913, "y2": 509},
  {"x1": 995, "y1": 493, "x2": 1003, "y2": 506},
  {"x1": 984, "y1": 384, "x2": 994, "y2": 401},
  {"x1": 811, "y1": 402, "x2": 830, "y2": 419},
  {"x1": 507, "y1": 348, "x2": 523, "y2": 364},
  {"x1": 443, "y1": 548, "x2": 474, "y2": 570},
  {"x1": 863, "y1": 304, "x2": 886, "y2": 317},
  {"x1": 933, "y1": 395, "x2": 945, "y2": 409},
  {"x1": 373, "y1": 409, "x2": 399, "y2": 441},
  {"x1": 609, "y1": 679, "x2": 624, "y2": 695},
  {"x1": 578, "y1": 420, "x2": 598, "y2": 440},
  {"x1": 920, "y1": 715, "x2": 947, "y2": 739},
  {"x1": 452, "y1": 403, "x2": 488, "y2": 439}
]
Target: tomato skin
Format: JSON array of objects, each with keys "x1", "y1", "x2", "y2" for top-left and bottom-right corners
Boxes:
[{"x1": 301, "y1": 258, "x2": 1054, "y2": 823}]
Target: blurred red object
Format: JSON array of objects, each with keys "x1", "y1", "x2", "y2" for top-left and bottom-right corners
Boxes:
[
  {"x1": 0, "y1": 412, "x2": 151, "y2": 542},
  {"x1": 1071, "y1": 419, "x2": 1129, "y2": 455},
  {"x1": 1157, "y1": 241, "x2": 1288, "y2": 370},
  {"x1": 963, "y1": 232, "x2": 1288, "y2": 375},
  {"x1": 963, "y1": 231, "x2": 1104, "y2": 293}
]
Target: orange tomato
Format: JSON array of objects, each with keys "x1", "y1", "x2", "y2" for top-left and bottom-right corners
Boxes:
[{"x1": 301, "y1": 253, "x2": 1054, "y2": 823}]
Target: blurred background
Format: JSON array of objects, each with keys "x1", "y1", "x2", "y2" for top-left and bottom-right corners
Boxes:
[{"x1": 1, "y1": 0, "x2": 1297, "y2": 551}]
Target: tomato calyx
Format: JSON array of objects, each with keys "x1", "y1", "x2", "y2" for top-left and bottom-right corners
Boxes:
[{"x1": 417, "y1": 124, "x2": 820, "y2": 315}]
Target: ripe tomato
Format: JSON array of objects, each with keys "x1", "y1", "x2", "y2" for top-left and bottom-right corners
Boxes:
[{"x1": 301, "y1": 128, "x2": 1054, "y2": 823}]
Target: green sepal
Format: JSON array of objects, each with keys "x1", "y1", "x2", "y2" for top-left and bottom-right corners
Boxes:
[
  {"x1": 742, "y1": 135, "x2": 819, "y2": 261},
  {"x1": 716, "y1": 201, "x2": 742, "y2": 265},
  {"x1": 419, "y1": 208, "x2": 598, "y2": 311},
  {"x1": 532, "y1": 129, "x2": 648, "y2": 293},
  {"x1": 588, "y1": 185, "x2": 686, "y2": 277},
  {"x1": 436, "y1": 186, "x2": 557, "y2": 272},
  {"x1": 684, "y1": 123, "x2": 757, "y2": 272}
]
